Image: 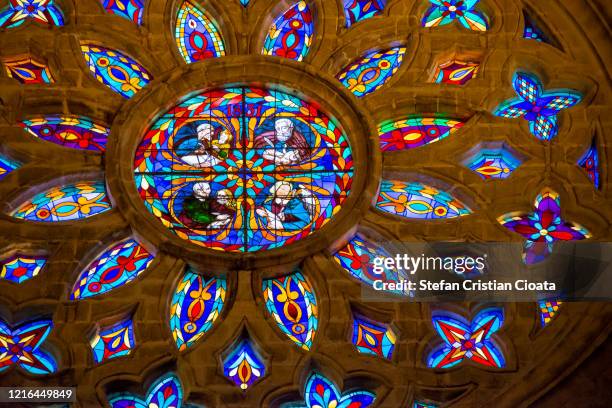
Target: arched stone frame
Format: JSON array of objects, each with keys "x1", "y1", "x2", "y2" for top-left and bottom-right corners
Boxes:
[{"x1": 0, "y1": 0, "x2": 609, "y2": 407}]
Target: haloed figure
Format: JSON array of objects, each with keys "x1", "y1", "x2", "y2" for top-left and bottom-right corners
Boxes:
[
  {"x1": 180, "y1": 182, "x2": 236, "y2": 229},
  {"x1": 256, "y1": 181, "x2": 316, "y2": 230},
  {"x1": 254, "y1": 118, "x2": 309, "y2": 165},
  {"x1": 178, "y1": 122, "x2": 232, "y2": 168}
]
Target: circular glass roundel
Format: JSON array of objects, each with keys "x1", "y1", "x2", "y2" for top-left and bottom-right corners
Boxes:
[{"x1": 134, "y1": 87, "x2": 354, "y2": 252}]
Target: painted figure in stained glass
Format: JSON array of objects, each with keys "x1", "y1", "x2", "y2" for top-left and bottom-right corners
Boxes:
[
  {"x1": 0, "y1": 253, "x2": 46, "y2": 284},
  {"x1": 497, "y1": 188, "x2": 591, "y2": 264},
  {"x1": 11, "y1": 181, "x2": 112, "y2": 222},
  {"x1": 0, "y1": 318, "x2": 57, "y2": 375},
  {"x1": 134, "y1": 86, "x2": 353, "y2": 252},
  {"x1": 0, "y1": 0, "x2": 64, "y2": 28},
  {"x1": 427, "y1": 308, "x2": 505, "y2": 369}
]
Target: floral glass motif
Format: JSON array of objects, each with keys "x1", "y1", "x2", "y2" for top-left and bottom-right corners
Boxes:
[
  {"x1": 578, "y1": 137, "x2": 600, "y2": 189},
  {"x1": 71, "y1": 238, "x2": 154, "y2": 300},
  {"x1": 262, "y1": 271, "x2": 318, "y2": 350},
  {"x1": 90, "y1": 318, "x2": 135, "y2": 364},
  {"x1": 333, "y1": 236, "x2": 410, "y2": 296},
  {"x1": 11, "y1": 181, "x2": 112, "y2": 222},
  {"x1": 378, "y1": 117, "x2": 464, "y2": 152},
  {"x1": 0, "y1": 253, "x2": 46, "y2": 284},
  {"x1": 302, "y1": 372, "x2": 376, "y2": 408},
  {"x1": 175, "y1": 1, "x2": 226, "y2": 64},
  {"x1": 100, "y1": 0, "x2": 145, "y2": 25},
  {"x1": 465, "y1": 148, "x2": 522, "y2": 180},
  {"x1": 337, "y1": 46, "x2": 405, "y2": 97},
  {"x1": 427, "y1": 308, "x2": 505, "y2": 369},
  {"x1": 539, "y1": 299, "x2": 562, "y2": 327},
  {"x1": 0, "y1": 0, "x2": 64, "y2": 29},
  {"x1": 351, "y1": 314, "x2": 396, "y2": 359},
  {"x1": 0, "y1": 318, "x2": 57, "y2": 375},
  {"x1": 422, "y1": 0, "x2": 488, "y2": 32},
  {"x1": 134, "y1": 86, "x2": 354, "y2": 252},
  {"x1": 376, "y1": 180, "x2": 471, "y2": 219},
  {"x1": 80, "y1": 43, "x2": 152, "y2": 99},
  {"x1": 222, "y1": 339, "x2": 266, "y2": 390},
  {"x1": 343, "y1": 0, "x2": 386, "y2": 27},
  {"x1": 497, "y1": 188, "x2": 591, "y2": 264},
  {"x1": 0, "y1": 155, "x2": 20, "y2": 180},
  {"x1": 433, "y1": 60, "x2": 479, "y2": 85},
  {"x1": 493, "y1": 72, "x2": 582, "y2": 141},
  {"x1": 170, "y1": 268, "x2": 226, "y2": 351},
  {"x1": 108, "y1": 372, "x2": 184, "y2": 408},
  {"x1": 262, "y1": 1, "x2": 313, "y2": 61},
  {"x1": 3, "y1": 56, "x2": 54, "y2": 84},
  {"x1": 21, "y1": 115, "x2": 109, "y2": 152}
]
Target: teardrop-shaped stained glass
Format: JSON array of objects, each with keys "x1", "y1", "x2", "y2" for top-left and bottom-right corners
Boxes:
[
  {"x1": 262, "y1": 271, "x2": 318, "y2": 350},
  {"x1": 376, "y1": 180, "x2": 471, "y2": 219},
  {"x1": 11, "y1": 181, "x2": 112, "y2": 222},
  {"x1": 337, "y1": 46, "x2": 406, "y2": 97},
  {"x1": 378, "y1": 117, "x2": 465, "y2": 152},
  {"x1": 169, "y1": 268, "x2": 226, "y2": 351},
  {"x1": 175, "y1": 1, "x2": 226, "y2": 63},
  {"x1": 262, "y1": 1, "x2": 313, "y2": 61},
  {"x1": 21, "y1": 115, "x2": 109, "y2": 152},
  {"x1": 70, "y1": 238, "x2": 154, "y2": 300},
  {"x1": 80, "y1": 43, "x2": 152, "y2": 99},
  {"x1": 222, "y1": 338, "x2": 266, "y2": 390}
]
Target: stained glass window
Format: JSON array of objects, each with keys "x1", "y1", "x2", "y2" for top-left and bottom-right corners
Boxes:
[
  {"x1": 414, "y1": 401, "x2": 438, "y2": 408},
  {"x1": 302, "y1": 372, "x2": 376, "y2": 408},
  {"x1": 90, "y1": 318, "x2": 135, "y2": 364},
  {"x1": 262, "y1": 271, "x2": 318, "y2": 350},
  {"x1": 0, "y1": 0, "x2": 64, "y2": 29},
  {"x1": 80, "y1": 43, "x2": 152, "y2": 99},
  {"x1": 0, "y1": 318, "x2": 57, "y2": 375},
  {"x1": 465, "y1": 147, "x2": 522, "y2": 180},
  {"x1": 433, "y1": 60, "x2": 479, "y2": 85},
  {"x1": 337, "y1": 46, "x2": 405, "y2": 97},
  {"x1": 170, "y1": 268, "x2": 226, "y2": 351},
  {"x1": 376, "y1": 180, "x2": 471, "y2": 219},
  {"x1": 0, "y1": 253, "x2": 47, "y2": 284},
  {"x1": 351, "y1": 314, "x2": 396, "y2": 359},
  {"x1": 21, "y1": 115, "x2": 109, "y2": 152},
  {"x1": 523, "y1": 10, "x2": 553, "y2": 44},
  {"x1": 134, "y1": 86, "x2": 354, "y2": 252},
  {"x1": 378, "y1": 117, "x2": 464, "y2": 152},
  {"x1": 422, "y1": 0, "x2": 488, "y2": 31},
  {"x1": 427, "y1": 308, "x2": 505, "y2": 369},
  {"x1": 578, "y1": 137, "x2": 600, "y2": 189},
  {"x1": 240, "y1": 0, "x2": 250, "y2": 6},
  {"x1": 333, "y1": 235, "x2": 410, "y2": 296},
  {"x1": 539, "y1": 299, "x2": 563, "y2": 327},
  {"x1": 343, "y1": 0, "x2": 386, "y2": 27},
  {"x1": 497, "y1": 188, "x2": 591, "y2": 264},
  {"x1": 100, "y1": 0, "x2": 145, "y2": 25},
  {"x1": 262, "y1": 1, "x2": 313, "y2": 61},
  {"x1": 222, "y1": 339, "x2": 266, "y2": 390},
  {"x1": 175, "y1": 1, "x2": 226, "y2": 64},
  {"x1": 108, "y1": 372, "x2": 183, "y2": 408},
  {"x1": 0, "y1": 154, "x2": 20, "y2": 180},
  {"x1": 493, "y1": 72, "x2": 582, "y2": 141},
  {"x1": 3, "y1": 56, "x2": 54, "y2": 84},
  {"x1": 11, "y1": 181, "x2": 112, "y2": 222},
  {"x1": 70, "y1": 238, "x2": 154, "y2": 300}
]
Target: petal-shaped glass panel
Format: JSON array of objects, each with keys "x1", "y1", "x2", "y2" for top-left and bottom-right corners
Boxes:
[
  {"x1": 262, "y1": 1, "x2": 313, "y2": 61},
  {"x1": 304, "y1": 372, "x2": 376, "y2": 408},
  {"x1": 90, "y1": 317, "x2": 135, "y2": 364},
  {"x1": 262, "y1": 271, "x2": 318, "y2": 350},
  {"x1": 378, "y1": 117, "x2": 464, "y2": 152},
  {"x1": 108, "y1": 372, "x2": 183, "y2": 408},
  {"x1": 175, "y1": 1, "x2": 226, "y2": 63},
  {"x1": 170, "y1": 268, "x2": 226, "y2": 351},
  {"x1": 343, "y1": 0, "x2": 386, "y2": 27},
  {"x1": 11, "y1": 181, "x2": 112, "y2": 222},
  {"x1": 80, "y1": 43, "x2": 152, "y2": 99},
  {"x1": 100, "y1": 0, "x2": 145, "y2": 25},
  {"x1": 70, "y1": 238, "x2": 154, "y2": 300},
  {"x1": 578, "y1": 137, "x2": 600, "y2": 189},
  {"x1": 21, "y1": 115, "x2": 109, "y2": 152},
  {"x1": 337, "y1": 46, "x2": 406, "y2": 97},
  {"x1": 0, "y1": 253, "x2": 47, "y2": 284},
  {"x1": 0, "y1": 319, "x2": 57, "y2": 375},
  {"x1": 376, "y1": 180, "x2": 471, "y2": 219},
  {"x1": 222, "y1": 339, "x2": 266, "y2": 390}
]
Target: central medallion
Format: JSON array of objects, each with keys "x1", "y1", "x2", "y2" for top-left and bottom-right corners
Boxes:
[{"x1": 134, "y1": 86, "x2": 354, "y2": 252}]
